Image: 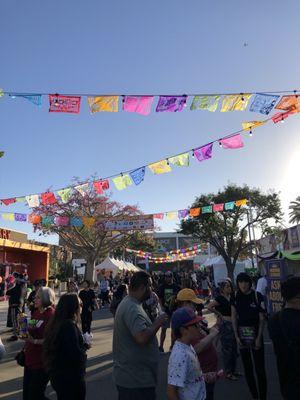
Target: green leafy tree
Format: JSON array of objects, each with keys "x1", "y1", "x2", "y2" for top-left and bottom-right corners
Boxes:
[
  {"x1": 289, "y1": 196, "x2": 300, "y2": 225},
  {"x1": 180, "y1": 184, "x2": 282, "y2": 281}
]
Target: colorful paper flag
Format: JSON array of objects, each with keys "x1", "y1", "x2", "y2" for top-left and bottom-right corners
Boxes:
[
  {"x1": 156, "y1": 96, "x2": 187, "y2": 112},
  {"x1": 213, "y1": 203, "x2": 224, "y2": 212},
  {"x1": 154, "y1": 213, "x2": 164, "y2": 219},
  {"x1": 123, "y1": 96, "x2": 154, "y2": 116},
  {"x1": 190, "y1": 208, "x2": 201, "y2": 217},
  {"x1": 148, "y1": 160, "x2": 172, "y2": 175},
  {"x1": 166, "y1": 211, "x2": 177, "y2": 220},
  {"x1": 14, "y1": 213, "x2": 27, "y2": 222},
  {"x1": 1, "y1": 198, "x2": 16, "y2": 206},
  {"x1": 55, "y1": 216, "x2": 70, "y2": 226},
  {"x1": 194, "y1": 143, "x2": 213, "y2": 162},
  {"x1": 57, "y1": 188, "x2": 72, "y2": 203},
  {"x1": 93, "y1": 179, "x2": 110, "y2": 194},
  {"x1": 242, "y1": 121, "x2": 266, "y2": 130},
  {"x1": 70, "y1": 217, "x2": 83, "y2": 227},
  {"x1": 272, "y1": 111, "x2": 292, "y2": 124},
  {"x1": 28, "y1": 214, "x2": 41, "y2": 224},
  {"x1": 13, "y1": 94, "x2": 42, "y2": 106},
  {"x1": 74, "y1": 183, "x2": 89, "y2": 196},
  {"x1": 190, "y1": 95, "x2": 220, "y2": 112},
  {"x1": 202, "y1": 206, "x2": 213, "y2": 214},
  {"x1": 221, "y1": 94, "x2": 252, "y2": 112},
  {"x1": 16, "y1": 197, "x2": 26, "y2": 203},
  {"x1": 49, "y1": 94, "x2": 81, "y2": 114},
  {"x1": 0, "y1": 89, "x2": 4, "y2": 98},
  {"x1": 112, "y1": 174, "x2": 132, "y2": 190},
  {"x1": 82, "y1": 217, "x2": 95, "y2": 227},
  {"x1": 178, "y1": 209, "x2": 189, "y2": 219},
  {"x1": 235, "y1": 199, "x2": 248, "y2": 207},
  {"x1": 220, "y1": 134, "x2": 244, "y2": 149},
  {"x1": 130, "y1": 167, "x2": 146, "y2": 185},
  {"x1": 41, "y1": 192, "x2": 57, "y2": 205},
  {"x1": 26, "y1": 195, "x2": 40, "y2": 208},
  {"x1": 87, "y1": 96, "x2": 119, "y2": 113},
  {"x1": 42, "y1": 216, "x2": 55, "y2": 226},
  {"x1": 249, "y1": 93, "x2": 279, "y2": 115},
  {"x1": 169, "y1": 153, "x2": 189, "y2": 167},
  {"x1": 225, "y1": 201, "x2": 235, "y2": 210},
  {"x1": 2, "y1": 213, "x2": 14, "y2": 221},
  {"x1": 275, "y1": 95, "x2": 300, "y2": 113}
]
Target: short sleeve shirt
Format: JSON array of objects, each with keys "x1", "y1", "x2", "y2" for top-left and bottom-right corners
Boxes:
[
  {"x1": 215, "y1": 295, "x2": 232, "y2": 317},
  {"x1": 168, "y1": 341, "x2": 206, "y2": 400},
  {"x1": 113, "y1": 296, "x2": 159, "y2": 388}
]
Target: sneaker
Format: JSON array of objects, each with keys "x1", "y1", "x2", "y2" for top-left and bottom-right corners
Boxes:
[
  {"x1": 159, "y1": 346, "x2": 164, "y2": 353},
  {"x1": 7, "y1": 335, "x2": 18, "y2": 342}
]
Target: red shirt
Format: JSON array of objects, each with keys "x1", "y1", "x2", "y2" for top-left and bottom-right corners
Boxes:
[
  {"x1": 24, "y1": 307, "x2": 55, "y2": 369},
  {"x1": 191, "y1": 332, "x2": 218, "y2": 373}
]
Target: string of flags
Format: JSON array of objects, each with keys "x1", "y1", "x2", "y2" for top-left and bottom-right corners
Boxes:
[
  {"x1": 1, "y1": 89, "x2": 299, "y2": 116},
  {"x1": 0, "y1": 100, "x2": 295, "y2": 206},
  {"x1": 0, "y1": 198, "x2": 247, "y2": 227},
  {"x1": 126, "y1": 243, "x2": 202, "y2": 258}
]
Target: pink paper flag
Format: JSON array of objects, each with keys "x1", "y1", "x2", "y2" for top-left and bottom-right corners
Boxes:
[
  {"x1": 49, "y1": 94, "x2": 81, "y2": 114},
  {"x1": 272, "y1": 111, "x2": 292, "y2": 124},
  {"x1": 154, "y1": 213, "x2": 164, "y2": 219},
  {"x1": 213, "y1": 203, "x2": 224, "y2": 212},
  {"x1": 220, "y1": 134, "x2": 244, "y2": 149},
  {"x1": 123, "y1": 96, "x2": 154, "y2": 116}
]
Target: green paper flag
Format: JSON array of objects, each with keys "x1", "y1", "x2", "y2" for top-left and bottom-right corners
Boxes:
[{"x1": 202, "y1": 206, "x2": 213, "y2": 214}]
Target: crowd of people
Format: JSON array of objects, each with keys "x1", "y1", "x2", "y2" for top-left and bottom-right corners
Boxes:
[{"x1": 1, "y1": 268, "x2": 300, "y2": 400}]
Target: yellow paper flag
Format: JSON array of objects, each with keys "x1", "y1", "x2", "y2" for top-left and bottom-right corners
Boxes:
[
  {"x1": 242, "y1": 121, "x2": 265, "y2": 131},
  {"x1": 235, "y1": 199, "x2": 248, "y2": 207},
  {"x1": 166, "y1": 212, "x2": 177, "y2": 220},
  {"x1": 112, "y1": 174, "x2": 133, "y2": 190},
  {"x1": 169, "y1": 153, "x2": 190, "y2": 167},
  {"x1": 221, "y1": 94, "x2": 252, "y2": 112},
  {"x1": 2, "y1": 213, "x2": 14, "y2": 221},
  {"x1": 87, "y1": 96, "x2": 119, "y2": 113},
  {"x1": 82, "y1": 217, "x2": 95, "y2": 227},
  {"x1": 148, "y1": 160, "x2": 172, "y2": 175},
  {"x1": 0, "y1": 89, "x2": 4, "y2": 98}
]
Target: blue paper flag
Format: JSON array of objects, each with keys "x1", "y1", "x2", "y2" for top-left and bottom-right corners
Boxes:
[
  {"x1": 14, "y1": 213, "x2": 27, "y2": 222},
  {"x1": 11, "y1": 94, "x2": 42, "y2": 106},
  {"x1": 225, "y1": 201, "x2": 235, "y2": 211},
  {"x1": 70, "y1": 217, "x2": 83, "y2": 227},
  {"x1": 42, "y1": 216, "x2": 55, "y2": 226},
  {"x1": 130, "y1": 167, "x2": 145, "y2": 185},
  {"x1": 249, "y1": 93, "x2": 279, "y2": 115}
]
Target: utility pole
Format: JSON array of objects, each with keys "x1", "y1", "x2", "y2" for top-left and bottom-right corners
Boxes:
[{"x1": 248, "y1": 198, "x2": 259, "y2": 269}]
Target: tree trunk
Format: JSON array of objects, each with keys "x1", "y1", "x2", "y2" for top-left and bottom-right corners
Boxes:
[
  {"x1": 225, "y1": 260, "x2": 235, "y2": 284},
  {"x1": 85, "y1": 258, "x2": 96, "y2": 283}
]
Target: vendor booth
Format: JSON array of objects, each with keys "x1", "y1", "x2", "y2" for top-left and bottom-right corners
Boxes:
[{"x1": 0, "y1": 228, "x2": 50, "y2": 284}]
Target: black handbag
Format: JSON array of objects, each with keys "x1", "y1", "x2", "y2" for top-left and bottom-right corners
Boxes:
[{"x1": 15, "y1": 349, "x2": 25, "y2": 367}]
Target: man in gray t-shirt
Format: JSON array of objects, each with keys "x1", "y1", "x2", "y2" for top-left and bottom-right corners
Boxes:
[{"x1": 113, "y1": 271, "x2": 167, "y2": 400}]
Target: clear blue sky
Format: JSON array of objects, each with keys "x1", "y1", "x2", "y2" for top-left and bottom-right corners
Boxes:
[{"x1": 0, "y1": 0, "x2": 300, "y2": 244}]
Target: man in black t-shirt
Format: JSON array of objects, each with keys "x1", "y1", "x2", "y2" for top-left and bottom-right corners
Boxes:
[
  {"x1": 157, "y1": 271, "x2": 180, "y2": 352},
  {"x1": 268, "y1": 277, "x2": 300, "y2": 400},
  {"x1": 79, "y1": 280, "x2": 97, "y2": 334}
]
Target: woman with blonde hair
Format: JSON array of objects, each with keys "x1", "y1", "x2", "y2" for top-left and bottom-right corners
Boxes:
[{"x1": 23, "y1": 286, "x2": 55, "y2": 400}]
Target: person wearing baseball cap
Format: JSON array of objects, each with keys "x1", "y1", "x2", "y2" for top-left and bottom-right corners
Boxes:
[
  {"x1": 167, "y1": 307, "x2": 206, "y2": 400},
  {"x1": 176, "y1": 289, "x2": 220, "y2": 400}
]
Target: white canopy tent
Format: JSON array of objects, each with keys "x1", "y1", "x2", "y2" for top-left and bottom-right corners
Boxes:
[
  {"x1": 203, "y1": 256, "x2": 246, "y2": 284},
  {"x1": 94, "y1": 257, "x2": 142, "y2": 275}
]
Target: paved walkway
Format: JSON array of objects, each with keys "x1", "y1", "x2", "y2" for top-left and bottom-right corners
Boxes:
[{"x1": 0, "y1": 300, "x2": 281, "y2": 399}]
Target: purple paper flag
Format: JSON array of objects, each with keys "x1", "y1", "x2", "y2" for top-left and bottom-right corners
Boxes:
[
  {"x1": 14, "y1": 213, "x2": 27, "y2": 222},
  {"x1": 156, "y1": 96, "x2": 187, "y2": 112},
  {"x1": 220, "y1": 134, "x2": 244, "y2": 149},
  {"x1": 194, "y1": 143, "x2": 213, "y2": 162},
  {"x1": 178, "y1": 209, "x2": 189, "y2": 219}
]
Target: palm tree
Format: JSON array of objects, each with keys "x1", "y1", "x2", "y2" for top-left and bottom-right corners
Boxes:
[{"x1": 289, "y1": 196, "x2": 300, "y2": 225}]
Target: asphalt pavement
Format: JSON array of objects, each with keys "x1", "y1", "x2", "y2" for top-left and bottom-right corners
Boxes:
[{"x1": 0, "y1": 300, "x2": 281, "y2": 400}]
